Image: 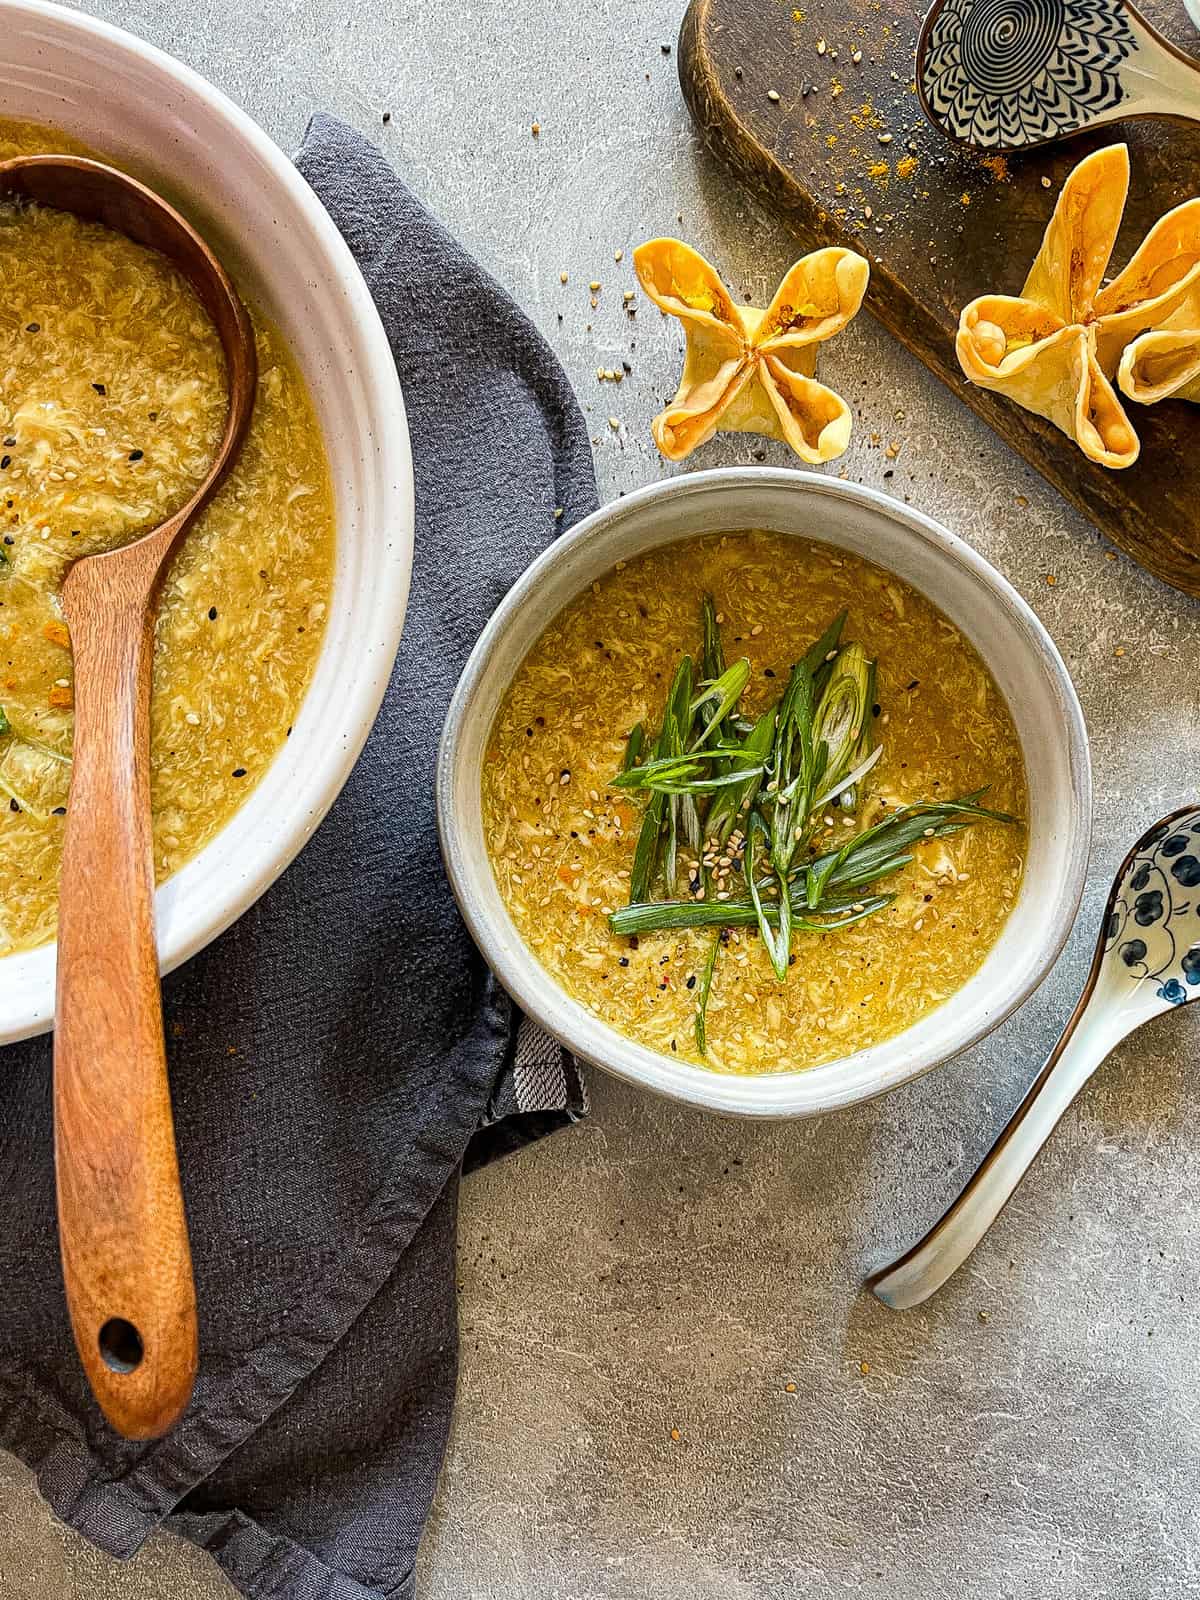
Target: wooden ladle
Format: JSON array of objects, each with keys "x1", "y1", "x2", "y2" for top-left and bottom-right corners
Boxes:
[{"x1": 0, "y1": 157, "x2": 257, "y2": 1438}]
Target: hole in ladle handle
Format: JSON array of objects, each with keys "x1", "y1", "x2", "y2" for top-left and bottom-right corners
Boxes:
[{"x1": 98, "y1": 1317, "x2": 144, "y2": 1374}]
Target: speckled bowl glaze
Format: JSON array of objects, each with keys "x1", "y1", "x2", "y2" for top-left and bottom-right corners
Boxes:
[
  {"x1": 0, "y1": 0, "x2": 414, "y2": 1041},
  {"x1": 438, "y1": 469, "x2": 1092, "y2": 1118}
]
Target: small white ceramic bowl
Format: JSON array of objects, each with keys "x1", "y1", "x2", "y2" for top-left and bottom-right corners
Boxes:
[
  {"x1": 439, "y1": 469, "x2": 1092, "y2": 1117},
  {"x1": 0, "y1": 0, "x2": 414, "y2": 1042}
]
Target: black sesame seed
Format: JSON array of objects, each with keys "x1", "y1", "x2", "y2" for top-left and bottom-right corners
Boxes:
[
  {"x1": 8, "y1": 798, "x2": 18, "y2": 812},
  {"x1": 618, "y1": 956, "x2": 629, "y2": 967},
  {"x1": 208, "y1": 606, "x2": 218, "y2": 620},
  {"x1": 232, "y1": 767, "x2": 247, "y2": 778},
  {"x1": 25, "y1": 322, "x2": 39, "y2": 333},
  {"x1": 0, "y1": 457, "x2": 8, "y2": 470},
  {"x1": 51, "y1": 806, "x2": 66, "y2": 816},
  {"x1": 92, "y1": 383, "x2": 106, "y2": 395},
  {"x1": 128, "y1": 449, "x2": 144, "y2": 462},
  {"x1": 686, "y1": 974, "x2": 697, "y2": 990}
]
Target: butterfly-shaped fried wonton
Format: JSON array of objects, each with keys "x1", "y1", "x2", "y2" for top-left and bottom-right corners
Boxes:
[
  {"x1": 956, "y1": 144, "x2": 1200, "y2": 470},
  {"x1": 633, "y1": 239, "x2": 869, "y2": 463}
]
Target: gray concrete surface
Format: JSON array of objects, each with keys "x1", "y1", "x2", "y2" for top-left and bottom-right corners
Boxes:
[{"x1": 3, "y1": 1, "x2": 1200, "y2": 1595}]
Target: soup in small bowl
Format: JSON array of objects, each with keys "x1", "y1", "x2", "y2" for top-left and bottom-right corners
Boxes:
[{"x1": 439, "y1": 470, "x2": 1090, "y2": 1117}]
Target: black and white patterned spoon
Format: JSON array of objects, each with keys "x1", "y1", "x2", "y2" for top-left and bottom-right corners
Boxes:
[
  {"x1": 869, "y1": 806, "x2": 1200, "y2": 1310},
  {"x1": 917, "y1": 0, "x2": 1200, "y2": 151}
]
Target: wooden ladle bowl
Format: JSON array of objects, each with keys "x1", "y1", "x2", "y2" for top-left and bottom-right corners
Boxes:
[{"x1": 0, "y1": 156, "x2": 257, "y2": 1439}]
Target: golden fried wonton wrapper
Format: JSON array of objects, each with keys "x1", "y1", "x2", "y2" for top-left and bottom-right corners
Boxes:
[
  {"x1": 634, "y1": 239, "x2": 869, "y2": 463},
  {"x1": 1119, "y1": 328, "x2": 1200, "y2": 405},
  {"x1": 955, "y1": 144, "x2": 1200, "y2": 470}
]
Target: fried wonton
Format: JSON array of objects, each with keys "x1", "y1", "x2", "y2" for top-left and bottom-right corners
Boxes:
[
  {"x1": 634, "y1": 239, "x2": 869, "y2": 463},
  {"x1": 956, "y1": 145, "x2": 1200, "y2": 470}
]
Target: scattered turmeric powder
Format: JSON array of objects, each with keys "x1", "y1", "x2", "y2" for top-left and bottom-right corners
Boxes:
[
  {"x1": 895, "y1": 155, "x2": 918, "y2": 179},
  {"x1": 41, "y1": 619, "x2": 70, "y2": 650},
  {"x1": 981, "y1": 153, "x2": 1010, "y2": 183}
]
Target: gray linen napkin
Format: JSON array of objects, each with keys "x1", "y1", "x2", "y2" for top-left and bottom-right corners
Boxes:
[{"x1": 0, "y1": 112, "x2": 594, "y2": 1599}]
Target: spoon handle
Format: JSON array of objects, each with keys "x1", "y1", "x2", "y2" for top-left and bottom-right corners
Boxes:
[
  {"x1": 54, "y1": 550, "x2": 197, "y2": 1439},
  {"x1": 867, "y1": 1015, "x2": 1111, "y2": 1310}
]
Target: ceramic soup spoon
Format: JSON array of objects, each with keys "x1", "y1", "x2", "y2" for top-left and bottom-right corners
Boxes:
[
  {"x1": 869, "y1": 805, "x2": 1200, "y2": 1311},
  {"x1": 0, "y1": 157, "x2": 257, "y2": 1438},
  {"x1": 917, "y1": 0, "x2": 1200, "y2": 151}
]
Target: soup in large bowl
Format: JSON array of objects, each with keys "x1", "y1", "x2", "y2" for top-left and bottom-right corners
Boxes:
[{"x1": 0, "y1": 116, "x2": 334, "y2": 953}]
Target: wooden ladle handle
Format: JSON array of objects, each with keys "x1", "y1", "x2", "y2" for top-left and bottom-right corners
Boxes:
[{"x1": 54, "y1": 543, "x2": 197, "y2": 1440}]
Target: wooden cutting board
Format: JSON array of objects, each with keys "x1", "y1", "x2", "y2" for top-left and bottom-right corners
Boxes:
[{"x1": 678, "y1": 0, "x2": 1200, "y2": 595}]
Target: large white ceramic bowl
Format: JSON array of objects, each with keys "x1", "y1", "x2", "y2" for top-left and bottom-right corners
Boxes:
[
  {"x1": 0, "y1": 0, "x2": 414, "y2": 1041},
  {"x1": 439, "y1": 469, "x2": 1092, "y2": 1117}
]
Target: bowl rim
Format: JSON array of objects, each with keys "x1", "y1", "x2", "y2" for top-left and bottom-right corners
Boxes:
[
  {"x1": 0, "y1": 0, "x2": 414, "y2": 1041},
  {"x1": 438, "y1": 466, "x2": 1093, "y2": 1117}
]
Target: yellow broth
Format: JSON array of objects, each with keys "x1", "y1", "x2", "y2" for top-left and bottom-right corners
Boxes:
[
  {"x1": 483, "y1": 531, "x2": 1028, "y2": 1074},
  {"x1": 0, "y1": 118, "x2": 334, "y2": 952}
]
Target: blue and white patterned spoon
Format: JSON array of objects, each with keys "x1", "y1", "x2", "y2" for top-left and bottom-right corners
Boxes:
[
  {"x1": 870, "y1": 805, "x2": 1200, "y2": 1310},
  {"x1": 917, "y1": 0, "x2": 1200, "y2": 151}
]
